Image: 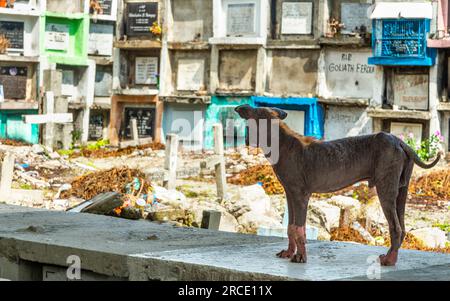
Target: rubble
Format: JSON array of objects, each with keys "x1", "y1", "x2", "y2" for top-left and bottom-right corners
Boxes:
[
  {"x1": 69, "y1": 142, "x2": 165, "y2": 159},
  {"x1": 75, "y1": 192, "x2": 123, "y2": 215},
  {"x1": 409, "y1": 169, "x2": 450, "y2": 209},
  {"x1": 237, "y1": 212, "x2": 282, "y2": 234},
  {"x1": 31, "y1": 144, "x2": 45, "y2": 155},
  {"x1": 308, "y1": 201, "x2": 341, "y2": 233},
  {"x1": 360, "y1": 196, "x2": 388, "y2": 234},
  {"x1": 0, "y1": 139, "x2": 30, "y2": 147},
  {"x1": 409, "y1": 227, "x2": 448, "y2": 249},
  {"x1": 60, "y1": 167, "x2": 152, "y2": 201},
  {"x1": 228, "y1": 165, "x2": 284, "y2": 195}
]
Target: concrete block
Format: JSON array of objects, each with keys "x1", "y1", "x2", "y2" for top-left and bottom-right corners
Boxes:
[
  {"x1": 62, "y1": 124, "x2": 74, "y2": 150},
  {"x1": 43, "y1": 265, "x2": 124, "y2": 281},
  {"x1": 54, "y1": 96, "x2": 69, "y2": 113},
  {"x1": 43, "y1": 69, "x2": 62, "y2": 97},
  {"x1": 0, "y1": 257, "x2": 42, "y2": 281},
  {"x1": 201, "y1": 210, "x2": 222, "y2": 230},
  {"x1": 130, "y1": 118, "x2": 139, "y2": 146},
  {"x1": 0, "y1": 153, "x2": 15, "y2": 197}
]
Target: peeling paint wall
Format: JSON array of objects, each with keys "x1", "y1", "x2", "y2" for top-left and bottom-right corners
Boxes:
[
  {"x1": 268, "y1": 49, "x2": 319, "y2": 96},
  {"x1": 323, "y1": 106, "x2": 372, "y2": 140},
  {"x1": 169, "y1": 0, "x2": 213, "y2": 42},
  {"x1": 218, "y1": 50, "x2": 257, "y2": 91},
  {"x1": 46, "y1": 0, "x2": 86, "y2": 14}
]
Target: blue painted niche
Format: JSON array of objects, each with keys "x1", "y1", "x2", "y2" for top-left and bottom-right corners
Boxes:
[
  {"x1": 369, "y1": 19, "x2": 436, "y2": 66},
  {"x1": 204, "y1": 96, "x2": 254, "y2": 149},
  {"x1": 252, "y1": 97, "x2": 324, "y2": 140},
  {"x1": 0, "y1": 110, "x2": 39, "y2": 144}
]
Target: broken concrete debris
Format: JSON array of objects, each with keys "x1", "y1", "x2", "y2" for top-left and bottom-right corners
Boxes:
[{"x1": 60, "y1": 167, "x2": 152, "y2": 201}]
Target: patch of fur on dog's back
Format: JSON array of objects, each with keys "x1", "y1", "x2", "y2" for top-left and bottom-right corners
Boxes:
[{"x1": 279, "y1": 122, "x2": 320, "y2": 147}]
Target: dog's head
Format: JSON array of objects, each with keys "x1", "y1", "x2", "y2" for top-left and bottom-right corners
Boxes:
[
  {"x1": 235, "y1": 105, "x2": 288, "y2": 148},
  {"x1": 234, "y1": 105, "x2": 288, "y2": 121}
]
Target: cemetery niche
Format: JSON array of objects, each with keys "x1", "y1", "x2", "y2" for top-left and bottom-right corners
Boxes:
[
  {"x1": 126, "y1": 2, "x2": 158, "y2": 37},
  {"x1": 0, "y1": 21, "x2": 24, "y2": 51},
  {"x1": 123, "y1": 107, "x2": 155, "y2": 139},
  {"x1": 369, "y1": 18, "x2": 436, "y2": 66},
  {"x1": 281, "y1": 1, "x2": 313, "y2": 35},
  {"x1": 0, "y1": 66, "x2": 27, "y2": 100}
]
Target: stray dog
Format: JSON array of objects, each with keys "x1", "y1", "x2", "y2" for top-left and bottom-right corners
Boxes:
[{"x1": 235, "y1": 105, "x2": 441, "y2": 266}]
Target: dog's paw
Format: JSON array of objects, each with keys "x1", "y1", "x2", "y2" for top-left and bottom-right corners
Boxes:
[
  {"x1": 379, "y1": 254, "x2": 397, "y2": 266},
  {"x1": 276, "y1": 249, "x2": 295, "y2": 259},
  {"x1": 290, "y1": 253, "x2": 307, "y2": 263}
]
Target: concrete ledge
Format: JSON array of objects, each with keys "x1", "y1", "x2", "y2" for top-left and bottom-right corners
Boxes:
[
  {"x1": 367, "y1": 108, "x2": 432, "y2": 120},
  {"x1": 266, "y1": 39, "x2": 321, "y2": 50},
  {"x1": 438, "y1": 102, "x2": 450, "y2": 111},
  {"x1": 0, "y1": 102, "x2": 39, "y2": 110},
  {"x1": 319, "y1": 98, "x2": 370, "y2": 107},
  {"x1": 0, "y1": 205, "x2": 449, "y2": 281},
  {"x1": 319, "y1": 37, "x2": 371, "y2": 47},
  {"x1": 161, "y1": 95, "x2": 211, "y2": 104},
  {"x1": 114, "y1": 40, "x2": 162, "y2": 49},
  {"x1": 167, "y1": 42, "x2": 211, "y2": 50}
]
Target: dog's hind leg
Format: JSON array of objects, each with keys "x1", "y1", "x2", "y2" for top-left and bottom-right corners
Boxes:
[
  {"x1": 397, "y1": 162, "x2": 413, "y2": 245},
  {"x1": 376, "y1": 181, "x2": 402, "y2": 266},
  {"x1": 290, "y1": 192, "x2": 311, "y2": 264},
  {"x1": 277, "y1": 191, "x2": 296, "y2": 259},
  {"x1": 396, "y1": 186, "x2": 408, "y2": 245}
]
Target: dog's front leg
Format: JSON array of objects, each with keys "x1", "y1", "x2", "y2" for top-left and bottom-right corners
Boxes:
[
  {"x1": 290, "y1": 194, "x2": 310, "y2": 264},
  {"x1": 277, "y1": 192, "x2": 296, "y2": 259}
]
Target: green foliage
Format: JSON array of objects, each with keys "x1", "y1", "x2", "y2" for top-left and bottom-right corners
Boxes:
[
  {"x1": 72, "y1": 129, "x2": 82, "y2": 143},
  {"x1": 433, "y1": 223, "x2": 450, "y2": 233},
  {"x1": 401, "y1": 131, "x2": 444, "y2": 161},
  {"x1": 85, "y1": 139, "x2": 110, "y2": 151},
  {"x1": 19, "y1": 183, "x2": 33, "y2": 190},
  {"x1": 57, "y1": 149, "x2": 75, "y2": 157}
]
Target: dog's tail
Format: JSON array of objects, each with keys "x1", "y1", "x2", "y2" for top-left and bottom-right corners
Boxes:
[{"x1": 400, "y1": 141, "x2": 442, "y2": 169}]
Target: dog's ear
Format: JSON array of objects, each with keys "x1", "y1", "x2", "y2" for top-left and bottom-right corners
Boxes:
[
  {"x1": 271, "y1": 108, "x2": 288, "y2": 120},
  {"x1": 235, "y1": 104, "x2": 254, "y2": 120}
]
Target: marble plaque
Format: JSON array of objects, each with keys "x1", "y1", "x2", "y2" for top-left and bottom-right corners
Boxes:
[
  {"x1": 0, "y1": 21, "x2": 24, "y2": 50},
  {"x1": 281, "y1": 2, "x2": 313, "y2": 35},
  {"x1": 88, "y1": 23, "x2": 114, "y2": 56},
  {"x1": 45, "y1": 23, "x2": 70, "y2": 51},
  {"x1": 177, "y1": 59, "x2": 205, "y2": 91},
  {"x1": 226, "y1": 3, "x2": 256, "y2": 35},
  {"x1": 393, "y1": 73, "x2": 429, "y2": 110},
  {"x1": 135, "y1": 57, "x2": 158, "y2": 85},
  {"x1": 341, "y1": 3, "x2": 372, "y2": 34}
]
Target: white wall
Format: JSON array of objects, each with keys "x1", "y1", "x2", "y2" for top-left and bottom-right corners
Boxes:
[{"x1": 320, "y1": 49, "x2": 375, "y2": 99}]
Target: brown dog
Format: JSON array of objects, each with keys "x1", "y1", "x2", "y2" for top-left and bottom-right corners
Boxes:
[{"x1": 235, "y1": 105, "x2": 441, "y2": 266}]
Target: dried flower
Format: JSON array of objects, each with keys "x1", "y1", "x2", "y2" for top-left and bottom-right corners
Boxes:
[
  {"x1": 150, "y1": 22, "x2": 162, "y2": 36},
  {"x1": 0, "y1": 35, "x2": 11, "y2": 54}
]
